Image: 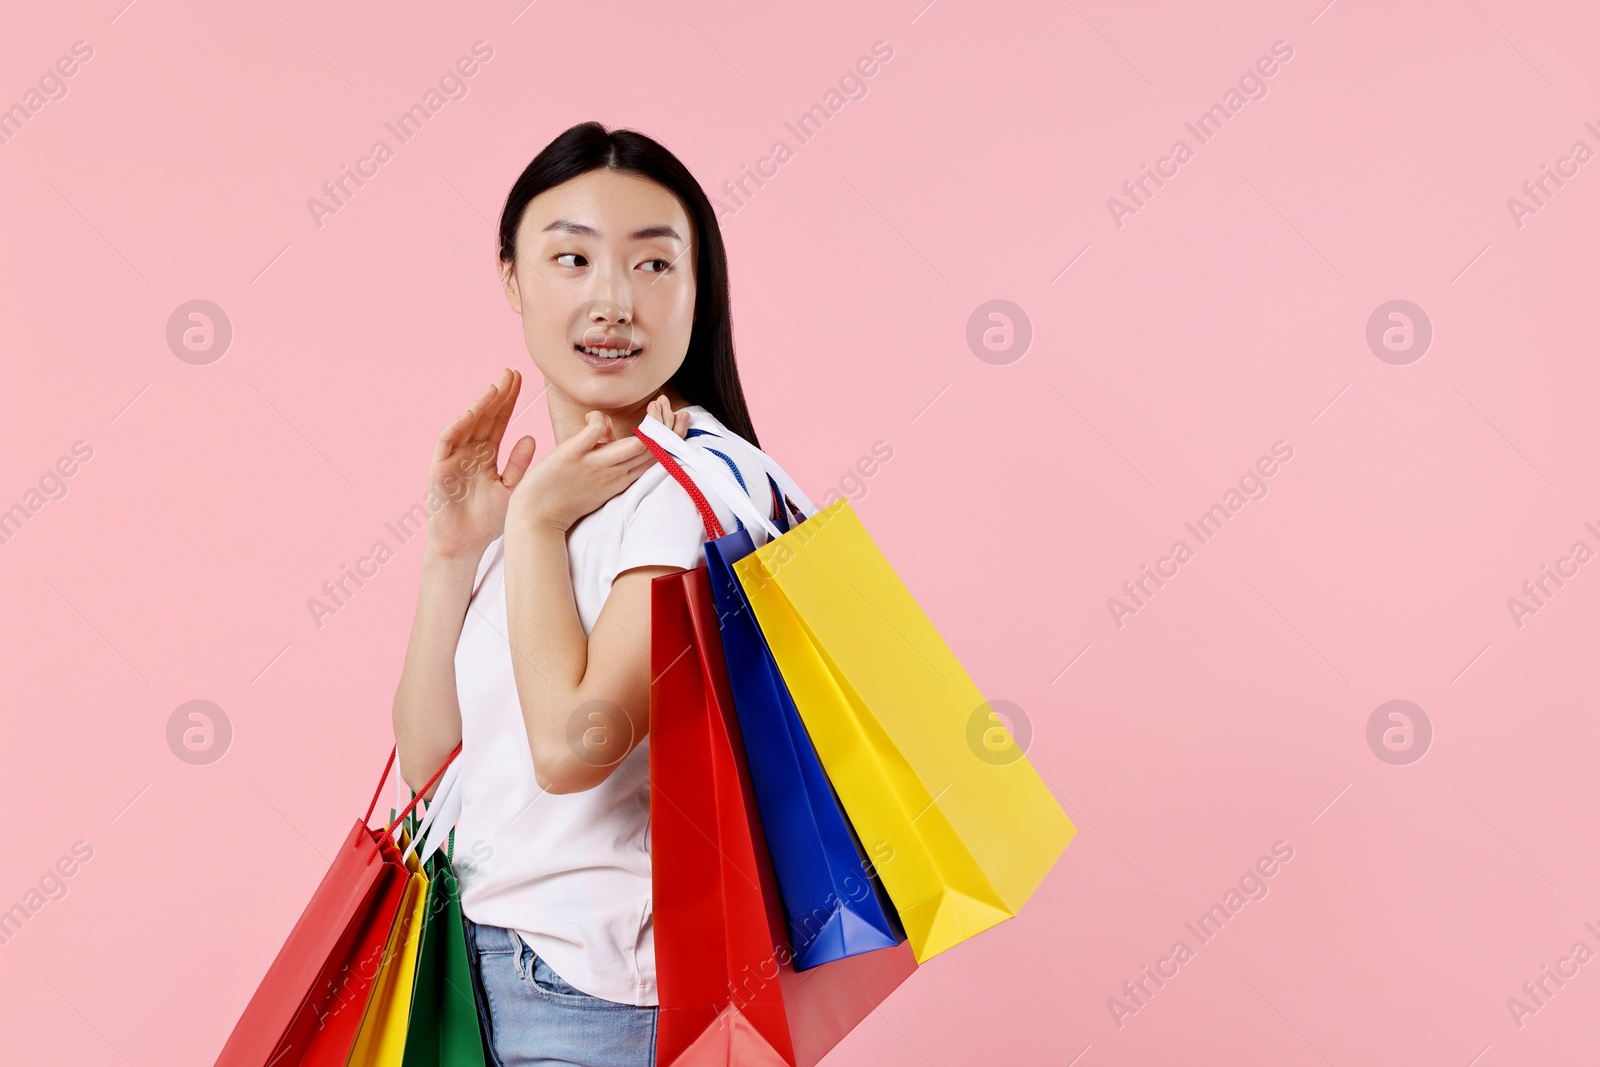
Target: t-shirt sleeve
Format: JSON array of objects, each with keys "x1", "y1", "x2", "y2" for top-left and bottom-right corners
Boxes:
[{"x1": 615, "y1": 470, "x2": 713, "y2": 575}]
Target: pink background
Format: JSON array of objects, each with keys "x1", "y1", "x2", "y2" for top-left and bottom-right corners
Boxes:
[{"x1": 3, "y1": 0, "x2": 1598, "y2": 1063}]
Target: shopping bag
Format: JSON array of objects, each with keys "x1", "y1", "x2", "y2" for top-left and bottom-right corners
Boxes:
[
  {"x1": 636, "y1": 416, "x2": 1075, "y2": 965},
  {"x1": 215, "y1": 745, "x2": 461, "y2": 1066},
  {"x1": 651, "y1": 561, "x2": 794, "y2": 1065},
  {"x1": 704, "y1": 526, "x2": 905, "y2": 969},
  {"x1": 401, "y1": 834, "x2": 492, "y2": 1066},
  {"x1": 347, "y1": 836, "x2": 429, "y2": 1066},
  {"x1": 642, "y1": 436, "x2": 919, "y2": 1067}
]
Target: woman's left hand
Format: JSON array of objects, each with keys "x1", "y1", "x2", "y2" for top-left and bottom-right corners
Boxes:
[{"x1": 507, "y1": 395, "x2": 690, "y2": 534}]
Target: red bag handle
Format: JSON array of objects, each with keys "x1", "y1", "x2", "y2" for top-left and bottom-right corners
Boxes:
[
  {"x1": 635, "y1": 429, "x2": 725, "y2": 540},
  {"x1": 364, "y1": 742, "x2": 462, "y2": 834}
]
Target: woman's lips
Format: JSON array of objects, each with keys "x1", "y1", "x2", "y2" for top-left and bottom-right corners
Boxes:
[{"x1": 574, "y1": 342, "x2": 640, "y2": 370}]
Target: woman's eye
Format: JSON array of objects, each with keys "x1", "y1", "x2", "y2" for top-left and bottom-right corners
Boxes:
[
  {"x1": 555, "y1": 253, "x2": 586, "y2": 268},
  {"x1": 641, "y1": 258, "x2": 671, "y2": 273}
]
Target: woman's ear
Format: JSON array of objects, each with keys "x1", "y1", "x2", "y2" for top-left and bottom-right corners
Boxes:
[{"x1": 500, "y1": 258, "x2": 523, "y2": 314}]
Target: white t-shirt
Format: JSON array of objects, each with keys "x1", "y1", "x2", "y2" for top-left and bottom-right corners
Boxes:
[{"x1": 450, "y1": 403, "x2": 784, "y2": 1006}]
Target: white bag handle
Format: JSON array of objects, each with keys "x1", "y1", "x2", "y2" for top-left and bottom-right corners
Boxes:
[
  {"x1": 689, "y1": 425, "x2": 815, "y2": 526},
  {"x1": 749, "y1": 440, "x2": 816, "y2": 521},
  {"x1": 636, "y1": 416, "x2": 816, "y2": 541},
  {"x1": 636, "y1": 416, "x2": 780, "y2": 539},
  {"x1": 392, "y1": 766, "x2": 411, "y2": 838},
  {"x1": 404, "y1": 756, "x2": 464, "y2": 866},
  {"x1": 688, "y1": 419, "x2": 819, "y2": 520},
  {"x1": 388, "y1": 749, "x2": 465, "y2": 867},
  {"x1": 409, "y1": 767, "x2": 467, "y2": 876}
]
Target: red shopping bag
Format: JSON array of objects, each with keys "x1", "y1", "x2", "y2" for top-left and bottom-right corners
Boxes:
[
  {"x1": 647, "y1": 441, "x2": 918, "y2": 1067},
  {"x1": 215, "y1": 745, "x2": 459, "y2": 1067},
  {"x1": 653, "y1": 565, "x2": 795, "y2": 1064}
]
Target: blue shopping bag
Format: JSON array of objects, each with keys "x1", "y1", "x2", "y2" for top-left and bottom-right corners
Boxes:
[{"x1": 703, "y1": 524, "x2": 906, "y2": 970}]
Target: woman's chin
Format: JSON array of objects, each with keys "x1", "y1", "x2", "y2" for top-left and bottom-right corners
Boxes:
[
  {"x1": 558, "y1": 376, "x2": 667, "y2": 414},
  {"x1": 533, "y1": 346, "x2": 683, "y2": 412}
]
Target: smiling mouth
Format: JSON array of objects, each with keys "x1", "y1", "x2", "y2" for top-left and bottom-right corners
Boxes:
[
  {"x1": 575, "y1": 343, "x2": 641, "y2": 359},
  {"x1": 574, "y1": 342, "x2": 641, "y2": 369}
]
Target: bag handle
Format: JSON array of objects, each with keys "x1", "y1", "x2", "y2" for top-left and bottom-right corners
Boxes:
[
  {"x1": 635, "y1": 417, "x2": 786, "y2": 541},
  {"x1": 684, "y1": 429, "x2": 807, "y2": 531},
  {"x1": 633, "y1": 429, "x2": 728, "y2": 540},
  {"x1": 640, "y1": 414, "x2": 816, "y2": 525},
  {"x1": 365, "y1": 742, "x2": 462, "y2": 835},
  {"x1": 403, "y1": 757, "x2": 464, "y2": 866},
  {"x1": 680, "y1": 418, "x2": 818, "y2": 520}
]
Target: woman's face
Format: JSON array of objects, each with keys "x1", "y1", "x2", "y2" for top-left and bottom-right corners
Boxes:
[{"x1": 500, "y1": 168, "x2": 697, "y2": 414}]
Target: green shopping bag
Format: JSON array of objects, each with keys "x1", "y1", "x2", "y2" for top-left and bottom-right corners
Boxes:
[{"x1": 402, "y1": 831, "x2": 491, "y2": 1065}]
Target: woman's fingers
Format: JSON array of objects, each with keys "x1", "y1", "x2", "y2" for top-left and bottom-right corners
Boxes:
[
  {"x1": 566, "y1": 411, "x2": 613, "y2": 453},
  {"x1": 591, "y1": 435, "x2": 650, "y2": 467},
  {"x1": 500, "y1": 435, "x2": 537, "y2": 489},
  {"x1": 642, "y1": 394, "x2": 689, "y2": 439},
  {"x1": 485, "y1": 369, "x2": 522, "y2": 453},
  {"x1": 467, "y1": 369, "x2": 513, "y2": 443},
  {"x1": 432, "y1": 386, "x2": 493, "y2": 463},
  {"x1": 651, "y1": 395, "x2": 678, "y2": 430},
  {"x1": 587, "y1": 410, "x2": 612, "y2": 438}
]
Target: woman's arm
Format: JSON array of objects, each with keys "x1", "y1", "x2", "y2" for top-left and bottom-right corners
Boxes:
[
  {"x1": 503, "y1": 517, "x2": 676, "y2": 794},
  {"x1": 501, "y1": 396, "x2": 690, "y2": 794},
  {"x1": 390, "y1": 547, "x2": 477, "y2": 795},
  {"x1": 392, "y1": 367, "x2": 536, "y2": 794}
]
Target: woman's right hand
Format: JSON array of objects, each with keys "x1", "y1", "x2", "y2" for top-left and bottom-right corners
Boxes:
[{"x1": 426, "y1": 367, "x2": 537, "y2": 561}]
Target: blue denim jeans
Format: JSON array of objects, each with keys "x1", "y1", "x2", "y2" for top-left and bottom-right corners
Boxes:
[{"x1": 464, "y1": 916, "x2": 658, "y2": 1067}]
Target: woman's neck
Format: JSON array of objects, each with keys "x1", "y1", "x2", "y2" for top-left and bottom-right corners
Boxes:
[{"x1": 544, "y1": 380, "x2": 692, "y2": 447}]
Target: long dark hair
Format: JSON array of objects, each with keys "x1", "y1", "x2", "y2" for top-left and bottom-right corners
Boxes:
[{"x1": 497, "y1": 121, "x2": 760, "y2": 447}]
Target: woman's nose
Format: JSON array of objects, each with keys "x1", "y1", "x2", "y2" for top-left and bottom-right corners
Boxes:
[
  {"x1": 585, "y1": 298, "x2": 631, "y2": 327},
  {"x1": 585, "y1": 260, "x2": 633, "y2": 318}
]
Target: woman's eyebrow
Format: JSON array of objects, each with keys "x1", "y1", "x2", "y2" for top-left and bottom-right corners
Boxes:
[{"x1": 542, "y1": 219, "x2": 683, "y2": 243}]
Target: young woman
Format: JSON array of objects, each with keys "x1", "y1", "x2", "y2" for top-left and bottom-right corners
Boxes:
[{"x1": 389, "y1": 122, "x2": 789, "y2": 1066}]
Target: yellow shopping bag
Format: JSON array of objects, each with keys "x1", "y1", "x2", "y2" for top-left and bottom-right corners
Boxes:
[
  {"x1": 733, "y1": 498, "x2": 1076, "y2": 963},
  {"x1": 347, "y1": 828, "x2": 429, "y2": 1066}
]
